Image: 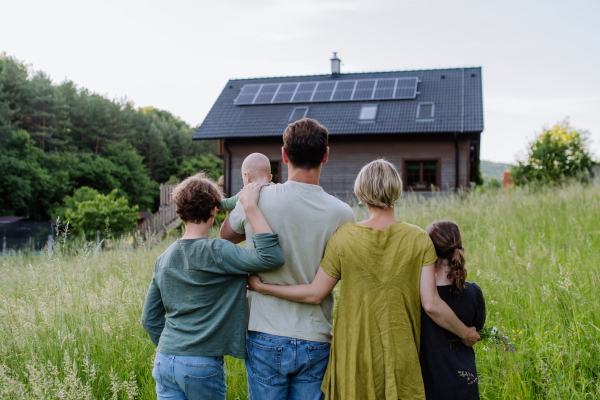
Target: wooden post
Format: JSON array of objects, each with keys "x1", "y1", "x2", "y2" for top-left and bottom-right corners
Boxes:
[{"x1": 96, "y1": 230, "x2": 100, "y2": 249}]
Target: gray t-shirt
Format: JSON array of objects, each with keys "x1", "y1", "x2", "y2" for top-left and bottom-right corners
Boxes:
[{"x1": 229, "y1": 181, "x2": 356, "y2": 343}]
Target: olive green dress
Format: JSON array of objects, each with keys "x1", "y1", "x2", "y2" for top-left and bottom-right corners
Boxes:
[{"x1": 320, "y1": 221, "x2": 438, "y2": 400}]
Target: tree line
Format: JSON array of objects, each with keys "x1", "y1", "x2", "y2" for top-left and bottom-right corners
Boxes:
[{"x1": 0, "y1": 54, "x2": 223, "y2": 225}]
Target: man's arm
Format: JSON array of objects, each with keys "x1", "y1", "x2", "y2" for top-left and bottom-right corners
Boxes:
[{"x1": 220, "y1": 215, "x2": 245, "y2": 244}]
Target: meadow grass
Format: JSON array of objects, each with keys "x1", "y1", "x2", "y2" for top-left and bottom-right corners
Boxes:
[{"x1": 1, "y1": 183, "x2": 599, "y2": 399}]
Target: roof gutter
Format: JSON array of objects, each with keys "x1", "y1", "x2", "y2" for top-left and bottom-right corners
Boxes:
[{"x1": 223, "y1": 138, "x2": 232, "y2": 197}]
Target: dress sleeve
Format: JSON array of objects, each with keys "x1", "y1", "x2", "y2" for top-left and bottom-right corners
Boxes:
[
  {"x1": 422, "y1": 232, "x2": 438, "y2": 267},
  {"x1": 228, "y1": 201, "x2": 247, "y2": 235},
  {"x1": 320, "y1": 233, "x2": 342, "y2": 279},
  {"x1": 472, "y1": 283, "x2": 487, "y2": 331}
]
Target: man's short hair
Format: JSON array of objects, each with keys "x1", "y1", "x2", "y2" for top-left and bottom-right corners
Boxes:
[
  {"x1": 283, "y1": 118, "x2": 329, "y2": 170},
  {"x1": 172, "y1": 173, "x2": 222, "y2": 223}
]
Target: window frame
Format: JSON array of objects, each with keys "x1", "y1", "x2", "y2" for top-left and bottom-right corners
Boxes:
[
  {"x1": 416, "y1": 102, "x2": 435, "y2": 120},
  {"x1": 402, "y1": 159, "x2": 441, "y2": 191},
  {"x1": 289, "y1": 107, "x2": 309, "y2": 122},
  {"x1": 270, "y1": 160, "x2": 282, "y2": 184},
  {"x1": 359, "y1": 104, "x2": 378, "y2": 121}
]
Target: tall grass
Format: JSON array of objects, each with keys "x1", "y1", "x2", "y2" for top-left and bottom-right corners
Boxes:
[{"x1": 1, "y1": 184, "x2": 599, "y2": 399}]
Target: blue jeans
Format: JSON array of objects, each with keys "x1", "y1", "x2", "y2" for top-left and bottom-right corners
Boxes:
[
  {"x1": 152, "y1": 352, "x2": 227, "y2": 400},
  {"x1": 245, "y1": 331, "x2": 330, "y2": 400}
]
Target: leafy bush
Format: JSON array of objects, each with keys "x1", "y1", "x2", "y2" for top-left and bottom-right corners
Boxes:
[
  {"x1": 176, "y1": 153, "x2": 224, "y2": 181},
  {"x1": 65, "y1": 188, "x2": 139, "y2": 235},
  {"x1": 512, "y1": 120, "x2": 595, "y2": 185}
]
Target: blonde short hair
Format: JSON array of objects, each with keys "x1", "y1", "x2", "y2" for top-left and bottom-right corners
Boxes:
[{"x1": 354, "y1": 159, "x2": 402, "y2": 209}]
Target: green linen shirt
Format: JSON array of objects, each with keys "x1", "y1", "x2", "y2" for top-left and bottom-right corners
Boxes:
[{"x1": 141, "y1": 233, "x2": 285, "y2": 359}]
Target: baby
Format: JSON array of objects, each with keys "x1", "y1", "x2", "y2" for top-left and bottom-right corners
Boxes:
[{"x1": 219, "y1": 153, "x2": 272, "y2": 211}]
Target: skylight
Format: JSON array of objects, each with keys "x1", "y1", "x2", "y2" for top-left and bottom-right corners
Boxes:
[
  {"x1": 359, "y1": 105, "x2": 378, "y2": 120},
  {"x1": 417, "y1": 103, "x2": 434, "y2": 119},
  {"x1": 289, "y1": 107, "x2": 308, "y2": 122}
]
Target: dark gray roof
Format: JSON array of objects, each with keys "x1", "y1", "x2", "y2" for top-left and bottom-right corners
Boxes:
[{"x1": 193, "y1": 67, "x2": 483, "y2": 140}]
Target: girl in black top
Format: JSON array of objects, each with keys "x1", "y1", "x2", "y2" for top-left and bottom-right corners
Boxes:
[{"x1": 420, "y1": 220, "x2": 486, "y2": 400}]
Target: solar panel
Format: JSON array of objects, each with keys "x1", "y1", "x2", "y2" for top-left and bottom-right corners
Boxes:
[
  {"x1": 373, "y1": 79, "x2": 395, "y2": 99},
  {"x1": 273, "y1": 83, "x2": 298, "y2": 103},
  {"x1": 352, "y1": 80, "x2": 375, "y2": 100},
  {"x1": 312, "y1": 82, "x2": 336, "y2": 101},
  {"x1": 234, "y1": 85, "x2": 261, "y2": 105},
  {"x1": 253, "y1": 84, "x2": 279, "y2": 104},
  {"x1": 234, "y1": 77, "x2": 419, "y2": 105},
  {"x1": 332, "y1": 81, "x2": 355, "y2": 101},
  {"x1": 394, "y1": 78, "x2": 418, "y2": 99},
  {"x1": 292, "y1": 82, "x2": 317, "y2": 102}
]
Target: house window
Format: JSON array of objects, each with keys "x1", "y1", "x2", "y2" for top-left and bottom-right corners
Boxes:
[
  {"x1": 289, "y1": 107, "x2": 308, "y2": 122},
  {"x1": 416, "y1": 102, "x2": 434, "y2": 119},
  {"x1": 270, "y1": 161, "x2": 281, "y2": 184},
  {"x1": 359, "y1": 105, "x2": 378, "y2": 120},
  {"x1": 405, "y1": 160, "x2": 438, "y2": 189}
]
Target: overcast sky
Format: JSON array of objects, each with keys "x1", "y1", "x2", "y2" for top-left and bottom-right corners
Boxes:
[{"x1": 2, "y1": 0, "x2": 599, "y2": 163}]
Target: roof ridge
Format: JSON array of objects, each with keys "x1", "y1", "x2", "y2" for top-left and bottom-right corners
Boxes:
[{"x1": 228, "y1": 66, "x2": 482, "y2": 82}]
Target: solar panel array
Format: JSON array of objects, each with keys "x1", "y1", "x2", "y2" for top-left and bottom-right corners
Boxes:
[{"x1": 234, "y1": 77, "x2": 419, "y2": 105}]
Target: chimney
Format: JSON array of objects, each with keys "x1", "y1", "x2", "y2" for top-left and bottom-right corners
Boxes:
[{"x1": 330, "y1": 52, "x2": 341, "y2": 75}]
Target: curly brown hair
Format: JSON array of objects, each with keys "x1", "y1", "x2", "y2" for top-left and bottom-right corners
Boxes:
[
  {"x1": 283, "y1": 118, "x2": 329, "y2": 169},
  {"x1": 172, "y1": 173, "x2": 222, "y2": 223},
  {"x1": 426, "y1": 220, "x2": 467, "y2": 294}
]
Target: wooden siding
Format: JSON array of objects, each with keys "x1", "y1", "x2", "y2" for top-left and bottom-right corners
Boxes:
[{"x1": 225, "y1": 136, "x2": 472, "y2": 199}]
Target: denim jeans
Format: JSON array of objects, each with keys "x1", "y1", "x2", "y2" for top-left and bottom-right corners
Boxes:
[
  {"x1": 245, "y1": 331, "x2": 330, "y2": 400},
  {"x1": 152, "y1": 352, "x2": 227, "y2": 400}
]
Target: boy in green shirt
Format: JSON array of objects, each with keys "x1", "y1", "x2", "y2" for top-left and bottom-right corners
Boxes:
[
  {"x1": 141, "y1": 173, "x2": 284, "y2": 400},
  {"x1": 219, "y1": 153, "x2": 272, "y2": 211}
]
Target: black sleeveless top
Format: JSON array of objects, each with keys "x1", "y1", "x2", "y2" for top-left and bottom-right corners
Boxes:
[{"x1": 420, "y1": 282, "x2": 486, "y2": 400}]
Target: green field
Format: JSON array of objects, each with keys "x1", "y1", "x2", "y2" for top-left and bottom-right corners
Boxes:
[{"x1": 1, "y1": 183, "x2": 599, "y2": 399}]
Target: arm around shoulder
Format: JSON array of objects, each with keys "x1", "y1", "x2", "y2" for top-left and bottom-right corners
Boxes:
[{"x1": 217, "y1": 233, "x2": 285, "y2": 274}]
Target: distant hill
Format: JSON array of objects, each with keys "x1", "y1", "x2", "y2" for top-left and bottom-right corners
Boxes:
[{"x1": 480, "y1": 160, "x2": 514, "y2": 181}]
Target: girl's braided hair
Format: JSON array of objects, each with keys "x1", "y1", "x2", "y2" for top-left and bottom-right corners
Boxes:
[{"x1": 426, "y1": 220, "x2": 467, "y2": 294}]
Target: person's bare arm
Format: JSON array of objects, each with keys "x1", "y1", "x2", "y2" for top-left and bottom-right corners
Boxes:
[
  {"x1": 420, "y1": 263, "x2": 481, "y2": 347},
  {"x1": 220, "y1": 215, "x2": 246, "y2": 244},
  {"x1": 248, "y1": 267, "x2": 338, "y2": 305}
]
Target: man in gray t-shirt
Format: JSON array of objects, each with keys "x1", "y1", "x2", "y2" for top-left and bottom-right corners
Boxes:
[{"x1": 221, "y1": 119, "x2": 355, "y2": 400}]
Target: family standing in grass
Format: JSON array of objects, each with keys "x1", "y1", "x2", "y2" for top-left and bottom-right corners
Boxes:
[{"x1": 142, "y1": 118, "x2": 486, "y2": 400}]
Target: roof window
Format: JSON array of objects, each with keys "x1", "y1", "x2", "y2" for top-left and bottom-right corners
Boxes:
[
  {"x1": 416, "y1": 103, "x2": 434, "y2": 119},
  {"x1": 359, "y1": 105, "x2": 378, "y2": 121},
  {"x1": 289, "y1": 107, "x2": 308, "y2": 122}
]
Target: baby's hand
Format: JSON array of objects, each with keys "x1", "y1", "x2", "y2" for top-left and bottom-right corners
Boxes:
[{"x1": 239, "y1": 182, "x2": 263, "y2": 208}]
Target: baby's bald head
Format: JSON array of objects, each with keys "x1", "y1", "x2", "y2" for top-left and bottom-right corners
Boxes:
[{"x1": 241, "y1": 153, "x2": 272, "y2": 185}]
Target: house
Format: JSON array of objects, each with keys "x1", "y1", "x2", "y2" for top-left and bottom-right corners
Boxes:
[{"x1": 193, "y1": 54, "x2": 484, "y2": 199}]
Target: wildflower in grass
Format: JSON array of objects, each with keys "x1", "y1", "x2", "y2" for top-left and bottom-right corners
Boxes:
[{"x1": 478, "y1": 325, "x2": 516, "y2": 352}]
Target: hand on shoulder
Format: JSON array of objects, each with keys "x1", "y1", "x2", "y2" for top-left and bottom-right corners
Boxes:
[{"x1": 239, "y1": 182, "x2": 263, "y2": 210}]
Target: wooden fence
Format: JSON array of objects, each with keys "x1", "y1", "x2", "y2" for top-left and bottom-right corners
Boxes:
[{"x1": 135, "y1": 184, "x2": 180, "y2": 239}]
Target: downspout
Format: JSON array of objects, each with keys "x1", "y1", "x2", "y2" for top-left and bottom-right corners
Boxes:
[
  {"x1": 454, "y1": 132, "x2": 459, "y2": 191},
  {"x1": 455, "y1": 68, "x2": 465, "y2": 191},
  {"x1": 223, "y1": 138, "x2": 232, "y2": 197}
]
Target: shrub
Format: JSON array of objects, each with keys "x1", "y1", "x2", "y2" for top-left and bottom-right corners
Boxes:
[{"x1": 512, "y1": 119, "x2": 594, "y2": 185}]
